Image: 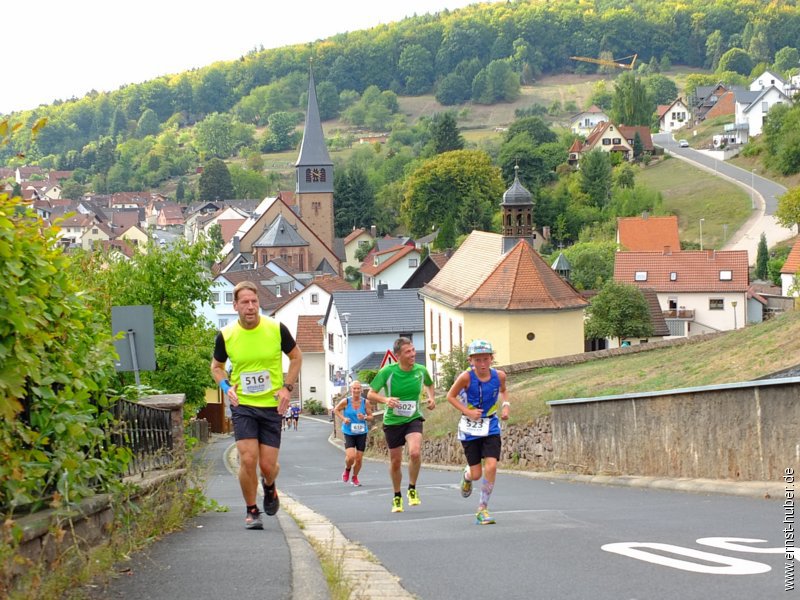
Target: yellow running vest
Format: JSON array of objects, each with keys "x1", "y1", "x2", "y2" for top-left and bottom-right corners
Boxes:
[{"x1": 221, "y1": 317, "x2": 284, "y2": 407}]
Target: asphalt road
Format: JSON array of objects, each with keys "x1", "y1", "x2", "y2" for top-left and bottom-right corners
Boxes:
[
  {"x1": 280, "y1": 418, "x2": 792, "y2": 600},
  {"x1": 653, "y1": 133, "x2": 795, "y2": 262}
]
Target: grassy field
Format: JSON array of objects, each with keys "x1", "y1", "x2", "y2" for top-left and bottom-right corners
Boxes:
[
  {"x1": 636, "y1": 156, "x2": 751, "y2": 249},
  {"x1": 421, "y1": 307, "x2": 800, "y2": 438}
]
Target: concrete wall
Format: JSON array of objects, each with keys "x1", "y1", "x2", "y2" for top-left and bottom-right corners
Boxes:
[{"x1": 549, "y1": 377, "x2": 800, "y2": 481}]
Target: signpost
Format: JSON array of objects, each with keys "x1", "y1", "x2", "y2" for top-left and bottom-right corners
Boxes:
[
  {"x1": 112, "y1": 305, "x2": 156, "y2": 386},
  {"x1": 379, "y1": 349, "x2": 397, "y2": 369}
]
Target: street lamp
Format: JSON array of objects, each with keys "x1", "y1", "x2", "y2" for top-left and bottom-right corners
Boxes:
[
  {"x1": 731, "y1": 300, "x2": 738, "y2": 330},
  {"x1": 699, "y1": 218, "x2": 705, "y2": 251},
  {"x1": 342, "y1": 312, "x2": 350, "y2": 386}
]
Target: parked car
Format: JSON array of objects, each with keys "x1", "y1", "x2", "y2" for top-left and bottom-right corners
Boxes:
[{"x1": 678, "y1": 139, "x2": 689, "y2": 148}]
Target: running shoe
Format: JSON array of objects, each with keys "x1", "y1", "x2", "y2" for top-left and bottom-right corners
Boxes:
[
  {"x1": 407, "y1": 488, "x2": 421, "y2": 506},
  {"x1": 351, "y1": 475, "x2": 361, "y2": 487},
  {"x1": 391, "y1": 496, "x2": 404, "y2": 513},
  {"x1": 342, "y1": 469, "x2": 350, "y2": 483},
  {"x1": 245, "y1": 508, "x2": 263, "y2": 530},
  {"x1": 460, "y1": 466, "x2": 473, "y2": 498},
  {"x1": 475, "y1": 508, "x2": 496, "y2": 525},
  {"x1": 262, "y1": 478, "x2": 280, "y2": 516}
]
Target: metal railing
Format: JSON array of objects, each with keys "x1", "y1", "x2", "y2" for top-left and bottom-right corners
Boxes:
[
  {"x1": 111, "y1": 399, "x2": 174, "y2": 477},
  {"x1": 663, "y1": 308, "x2": 695, "y2": 319}
]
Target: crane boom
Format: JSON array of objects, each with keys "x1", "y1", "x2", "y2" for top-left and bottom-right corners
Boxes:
[{"x1": 570, "y1": 53, "x2": 638, "y2": 71}]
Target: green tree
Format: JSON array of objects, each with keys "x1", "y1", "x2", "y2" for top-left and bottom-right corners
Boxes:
[
  {"x1": 755, "y1": 232, "x2": 769, "y2": 281},
  {"x1": 263, "y1": 111, "x2": 300, "y2": 152},
  {"x1": 472, "y1": 60, "x2": 520, "y2": 104},
  {"x1": 562, "y1": 240, "x2": 616, "y2": 291},
  {"x1": 579, "y1": 150, "x2": 613, "y2": 208},
  {"x1": 611, "y1": 72, "x2": 653, "y2": 127},
  {"x1": 208, "y1": 223, "x2": 224, "y2": 253},
  {"x1": 135, "y1": 108, "x2": 160, "y2": 138},
  {"x1": 430, "y1": 112, "x2": 465, "y2": 155},
  {"x1": 402, "y1": 150, "x2": 503, "y2": 238},
  {"x1": 316, "y1": 80, "x2": 340, "y2": 121},
  {"x1": 776, "y1": 186, "x2": 800, "y2": 230},
  {"x1": 73, "y1": 239, "x2": 218, "y2": 411},
  {"x1": 399, "y1": 44, "x2": 434, "y2": 95},
  {"x1": 705, "y1": 30, "x2": 725, "y2": 70},
  {"x1": 584, "y1": 280, "x2": 654, "y2": 345},
  {"x1": 230, "y1": 164, "x2": 269, "y2": 199},
  {"x1": 503, "y1": 116, "x2": 558, "y2": 146},
  {"x1": 774, "y1": 47, "x2": 800, "y2": 74},
  {"x1": 717, "y1": 48, "x2": 753, "y2": 76},
  {"x1": 434, "y1": 215, "x2": 457, "y2": 250},
  {"x1": 435, "y1": 72, "x2": 471, "y2": 106},
  {"x1": 643, "y1": 74, "x2": 678, "y2": 106},
  {"x1": 60, "y1": 179, "x2": 85, "y2": 200},
  {"x1": 334, "y1": 164, "x2": 375, "y2": 237},
  {"x1": 199, "y1": 158, "x2": 233, "y2": 201},
  {"x1": 194, "y1": 112, "x2": 237, "y2": 158}
]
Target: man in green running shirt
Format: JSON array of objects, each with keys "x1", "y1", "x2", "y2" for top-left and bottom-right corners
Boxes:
[{"x1": 368, "y1": 337, "x2": 435, "y2": 513}]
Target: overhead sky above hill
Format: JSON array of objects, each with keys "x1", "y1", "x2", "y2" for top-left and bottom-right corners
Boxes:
[{"x1": 5, "y1": 0, "x2": 477, "y2": 115}]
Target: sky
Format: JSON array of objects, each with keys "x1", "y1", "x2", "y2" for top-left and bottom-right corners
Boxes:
[{"x1": 6, "y1": 0, "x2": 478, "y2": 115}]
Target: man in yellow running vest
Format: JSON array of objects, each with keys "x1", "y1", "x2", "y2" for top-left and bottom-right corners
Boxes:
[{"x1": 210, "y1": 281, "x2": 302, "y2": 530}]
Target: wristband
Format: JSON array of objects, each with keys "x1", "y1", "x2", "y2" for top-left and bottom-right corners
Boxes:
[{"x1": 220, "y1": 379, "x2": 232, "y2": 394}]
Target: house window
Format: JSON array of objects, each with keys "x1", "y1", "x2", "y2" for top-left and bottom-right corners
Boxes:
[
  {"x1": 92, "y1": 228, "x2": 98, "y2": 234},
  {"x1": 634, "y1": 271, "x2": 648, "y2": 281},
  {"x1": 408, "y1": 258, "x2": 418, "y2": 268},
  {"x1": 211, "y1": 292, "x2": 220, "y2": 303},
  {"x1": 328, "y1": 333, "x2": 334, "y2": 350},
  {"x1": 328, "y1": 363, "x2": 335, "y2": 381},
  {"x1": 670, "y1": 272, "x2": 678, "y2": 281},
  {"x1": 709, "y1": 298, "x2": 724, "y2": 310},
  {"x1": 310, "y1": 293, "x2": 319, "y2": 304},
  {"x1": 218, "y1": 318, "x2": 228, "y2": 328},
  {"x1": 612, "y1": 138, "x2": 621, "y2": 144},
  {"x1": 719, "y1": 270, "x2": 732, "y2": 281},
  {"x1": 602, "y1": 138, "x2": 611, "y2": 145},
  {"x1": 762, "y1": 101, "x2": 769, "y2": 113},
  {"x1": 224, "y1": 292, "x2": 234, "y2": 303},
  {"x1": 358, "y1": 240, "x2": 369, "y2": 248}
]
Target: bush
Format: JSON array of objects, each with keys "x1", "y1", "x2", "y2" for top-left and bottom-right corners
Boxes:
[
  {"x1": 303, "y1": 399, "x2": 328, "y2": 415},
  {"x1": 0, "y1": 194, "x2": 130, "y2": 517},
  {"x1": 357, "y1": 369, "x2": 378, "y2": 385},
  {"x1": 439, "y1": 345, "x2": 470, "y2": 390}
]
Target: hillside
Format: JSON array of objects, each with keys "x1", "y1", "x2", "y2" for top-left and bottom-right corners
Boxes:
[{"x1": 422, "y1": 308, "x2": 800, "y2": 436}]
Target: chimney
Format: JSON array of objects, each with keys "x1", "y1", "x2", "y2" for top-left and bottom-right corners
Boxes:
[
  {"x1": 377, "y1": 283, "x2": 388, "y2": 298},
  {"x1": 233, "y1": 235, "x2": 240, "y2": 255},
  {"x1": 370, "y1": 225, "x2": 377, "y2": 238}
]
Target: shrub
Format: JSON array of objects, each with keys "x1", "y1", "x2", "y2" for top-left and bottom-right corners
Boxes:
[
  {"x1": 303, "y1": 399, "x2": 328, "y2": 415},
  {"x1": 439, "y1": 345, "x2": 470, "y2": 390},
  {"x1": 0, "y1": 194, "x2": 130, "y2": 517}
]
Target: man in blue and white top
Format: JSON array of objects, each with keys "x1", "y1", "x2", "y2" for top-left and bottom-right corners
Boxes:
[{"x1": 446, "y1": 339, "x2": 509, "y2": 525}]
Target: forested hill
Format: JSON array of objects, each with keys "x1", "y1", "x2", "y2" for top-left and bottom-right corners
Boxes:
[{"x1": 2, "y1": 0, "x2": 797, "y2": 175}]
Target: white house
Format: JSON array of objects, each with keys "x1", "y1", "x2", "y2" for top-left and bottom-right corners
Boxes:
[
  {"x1": 735, "y1": 85, "x2": 791, "y2": 138},
  {"x1": 657, "y1": 98, "x2": 691, "y2": 133},
  {"x1": 750, "y1": 70, "x2": 788, "y2": 94},
  {"x1": 780, "y1": 239, "x2": 800, "y2": 297},
  {"x1": 615, "y1": 250, "x2": 750, "y2": 336},
  {"x1": 359, "y1": 244, "x2": 422, "y2": 290},
  {"x1": 569, "y1": 105, "x2": 609, "y2": 137},
  {"x1": 321, "y1": 286, "x2": 425, "y2": 409}
]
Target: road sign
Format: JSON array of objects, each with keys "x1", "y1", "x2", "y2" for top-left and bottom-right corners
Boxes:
[{"x1": 379, "y1": 349, "x2": 397, "y2": 369}]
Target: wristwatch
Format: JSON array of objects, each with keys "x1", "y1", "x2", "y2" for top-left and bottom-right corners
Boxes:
[{"x1": 283, "y1": 383, "x2": 294, "y2": 392}]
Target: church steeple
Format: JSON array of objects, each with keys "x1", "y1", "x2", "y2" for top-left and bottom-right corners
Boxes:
[
  {"x1": 295, "y1": 69, "x2": 333, "y2": 193},
  {"x1": 501, "y1": 165, "x2": 535, "y2": 253},
  {"x1": 294, "y1": 68, "x2": 335, "y2": 254}
]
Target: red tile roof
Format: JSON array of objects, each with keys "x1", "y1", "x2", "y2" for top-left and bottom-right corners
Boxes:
[
  {"x1": 295, "y1": 315, "x2": 324, "y2": 353},
  {"x1": 311, "y1": 274, "x2": 354, "y2": 293},
  {"x1": 360, "y1": 245, "x2": 417, "y2": 277},
  {"x1": 780, "y1": 238, "x2": 800, "y2": 274},
  {"x1": 617, "y1": 215, "x2": 681, "y2": 252},
  {"x1": 614, "y1": 250, "x2": 749, "y2": 292},
  {"x1": 343, "y1": 227, "x2": 368, "y2": 245}
]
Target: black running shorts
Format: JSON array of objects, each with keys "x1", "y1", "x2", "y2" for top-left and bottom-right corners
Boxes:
[
  {"x1": 461, "y1": 434, "x2": 501, "y2": 466},
  {"x1": 344, "y1": 433, "x2": 367, "y2": 452},
  {"x1": 231, "y1": 405, "x2": 282, "y2": 448},
  {"x1": 383, "y1": 418, "x2": 424, "y2": 449}
]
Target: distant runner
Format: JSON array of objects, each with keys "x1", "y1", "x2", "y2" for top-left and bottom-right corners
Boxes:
[
  {"x1": 334, "y1": 380, "x2": 373, "y2": 487},
  {"x1": 446, "y1": 339, "x2": 509, "y2": 525}
]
